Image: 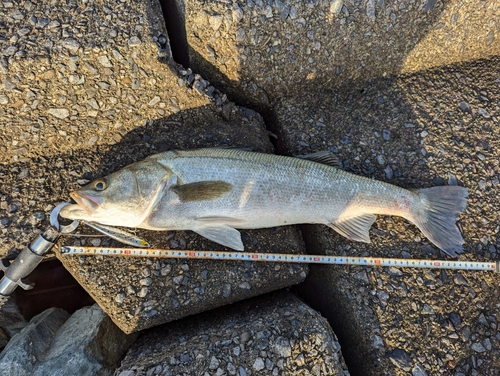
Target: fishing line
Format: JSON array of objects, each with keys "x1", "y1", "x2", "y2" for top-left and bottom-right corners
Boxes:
[{"x1": 60, "y1": 246, "x2": 499, "y2": 273}]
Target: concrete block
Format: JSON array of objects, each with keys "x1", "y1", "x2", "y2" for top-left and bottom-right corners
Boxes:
[{"x1": 116, "y1": 291, "x2": 350, "y2": 375}]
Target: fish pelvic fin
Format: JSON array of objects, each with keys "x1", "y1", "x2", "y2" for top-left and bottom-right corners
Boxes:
[
  {"x1": 411, "y1": 186, "x2": 468, "y2": 257},
  {"x1": 329, "y1": 214, "x2": 376, "y2": 243},
  {"x1": 193, "y1": 225, "x2": 244, "y2": 251}
]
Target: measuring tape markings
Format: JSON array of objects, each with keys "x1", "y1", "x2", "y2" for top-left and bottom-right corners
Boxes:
[{"x1": 60, "y1": 246, "x2": 499, "y2": 272}]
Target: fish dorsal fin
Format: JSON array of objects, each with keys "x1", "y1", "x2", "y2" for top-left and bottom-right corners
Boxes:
[
  {"x1": 328, "y1": 214, "x2": 376, "y2": 243},
  {"x1": 296, "y1": 151, "x2": 343, "y2": 169},
  {"x1": 193, "y1": 225, "x2": 244, "y2": 251},
  {"x1": 171, "y1": 181, "x2": 232, "y2": 202}
]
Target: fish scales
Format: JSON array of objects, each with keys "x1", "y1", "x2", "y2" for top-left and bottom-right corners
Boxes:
[{"x1": 60, "y1": 148, "x2": 468, "y2": 257}]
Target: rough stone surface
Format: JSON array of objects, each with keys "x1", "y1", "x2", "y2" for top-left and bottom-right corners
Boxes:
[
  {"x1": 115, "y1": 291, "x2": 349, "y2": 375},
  {"x1": 183, "y1": 0, "x2": 500, "y2": 109},
  {"x1": 0, "y1": 0, "x2": 308, "y2": 333},
  {"x1": 0, "y1": 307, "x2": 70, "y2": 375},
  {"x1": 281, "y1": 57, "x2": 500, "y2": 375},
  {"x1": 0, "y1": 304, "x2": 135, "y2": 375},
  {"x1": 33, "y1": 304, "x2": 136, "y2": 376},
  {"x1": 0, "y1": 297, "x2": 28, "y2": 350}
]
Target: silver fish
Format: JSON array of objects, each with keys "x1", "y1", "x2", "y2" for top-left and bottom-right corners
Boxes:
[{"x1": 60, "y1": 148, "x2": 468, "y2": 257}]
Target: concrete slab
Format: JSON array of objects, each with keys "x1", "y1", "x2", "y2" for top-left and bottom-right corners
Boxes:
[
  {"x1": 0, "y1": 0, "x2": 307, "y2": 334},
  {"x1": 181, "y1": 0, "x2": 500, "y2": 109},
  {"x1": 116, "y1": 291, "x2": 350, "y2": 375},
  {"x1": 274, "y1": 57, "x2": 500, "y2": 375}
]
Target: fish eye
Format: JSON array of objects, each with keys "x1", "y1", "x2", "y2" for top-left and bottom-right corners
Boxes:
[{"x1": 93, "y1": 179, "x2": 107, "y2": 191}]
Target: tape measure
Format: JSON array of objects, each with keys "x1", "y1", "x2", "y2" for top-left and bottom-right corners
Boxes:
[{"x1": 61, "y1": 246, "x2": 499, "y2": 272}]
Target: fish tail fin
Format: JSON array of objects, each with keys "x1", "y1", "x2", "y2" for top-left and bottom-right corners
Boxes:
[{"x1": 410, "y1": 186, "x2": 468, "y2": 257}]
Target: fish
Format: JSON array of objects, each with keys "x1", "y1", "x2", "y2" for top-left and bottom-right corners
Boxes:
[{"x1": 60, "y1": 148, "x2": 468, "y2": 257}]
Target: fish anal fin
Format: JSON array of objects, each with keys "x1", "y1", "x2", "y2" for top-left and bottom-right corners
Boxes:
[
  {"x1": 193, "y1": 225, "x2": 244, "y2": 251},
  {"x1": 296, "y1": 151, "x2": 343, "y2": 169},
  {"x1": 172, "y1": 181, "x2": 232, "y2": 202},
  {"x1": 329, "y1": 214, "x2": 376, "y2": 243}
]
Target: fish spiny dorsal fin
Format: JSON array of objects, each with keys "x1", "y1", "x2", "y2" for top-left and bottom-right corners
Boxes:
[
  {"x1": 171, "y1": 181, "x2": 233, "y2": 202},
  {"x1": 295, "y1": 151, "x2": 343, "y2": 169}
]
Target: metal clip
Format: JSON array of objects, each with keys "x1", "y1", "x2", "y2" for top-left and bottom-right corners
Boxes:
[{"x1": 0, "y1": 203, "x2": 79, "y2": 308}]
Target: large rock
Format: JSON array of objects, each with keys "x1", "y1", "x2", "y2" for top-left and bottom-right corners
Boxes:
[
  {"x1": 115, "y1": 291, "x2": 350, "y2": 375},
  {"x1": 278, "y1": 56, "x2": 500, "y2": 375},
  {"x1": 0, "y1": 298, "x2": 28, "y2": 351},
  {"x1": 0, "y1": 304, "x2": 135, "y2": 375},
  {"x1": 182, "y1": 0, "x2": 500, "y2": 109},
  {"x1": 0, "y1": 0, "x2": 307, "y2": 332},
  {"x1": 0, "y1": 307, "x2": 70, "y2": 375},
  {"x1": 33, "y1": 304, "x2": 136, "y2": 376}
]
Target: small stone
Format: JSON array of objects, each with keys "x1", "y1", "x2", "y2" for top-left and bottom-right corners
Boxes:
[
  {"x1": 62, "y1": 38, "x2": 80, "y2": 52},
  {"x1": 483, "y1": 338, "x2": 492, "y2": 351},
  {"x1": 128, "y1": 36, "x2": 142, "y2": 46},
  {"x1": 138, "y1": 288, "x2": 148, "y2": 298},
  {"x1": 477, "y1": 108, "x2": 490, "y2": 118},
  {"x1": 90, "y1": 238, "x2": 101, "y2": 247},
  {"x1": 387, "y1": 349, "x2": 412, "y2": 371},
  {"x1": 47, "y1": 108, "x2": 69, "y2": 119},
  {"x1": 208, "y1": 15, "x2": 223, "y2": 30},
  {"x1": 209, "y1": 356, "x2": 220, "y2": 369},
  {"x1": 97, "y1": 55, "x2": 112, "y2": 68},
  {"x1": 239, "y1": 282, "x2": 251, "y2": 289},
  {"x1": 0, "y1": 58, "x2": 8, "y2": 74},
  {"x1": 449, "y1": 313, "x2": 461, "y2": 329},
  {"x1": 0, "y1": 218, "x2": 11, "y2": 228},
  {"x1": 384, "y1": 165, "x2": 393, "y2": 180},
  {"x1": 330, "y1": 0, "x2": 344, "y2": 15},
  {"x1": 3, "y1": 45, "x2": 17, "y2": 56},
  {"x1": 115, "y1": 293, "x2": 125, "y2": 303},
  {"x1": 412, "y1": 362, "x2": 428, "y2": 376},
  {"x1": 421, "y1": 304, "x2": 434, "y2": 314},
  {"x1": 236, "y1": 28, "x2": 246, "y2": 42},
  {"x1": 273, "y1": 337, "x2": 291, "y2": 357},
  {"x1": 252, "y1": 358, "x2": 265, "y2": 371},
  {"x1": 366, "y1": 0, "x2": 376, "y2": 21},
  {"x1": 373, "y1": 335, "x2": 384, "y2": 349},
  {"x1": 453, "y1": 273, "x2": 468, "y2": 285},
  {"x1": 148, "y1": 96, "x2": 161, "y2": 107},
  {"x1": 471, "y1": 342, "x2": 486, "y2": 353},
  {"x1": 98, "y1": 82, "x2": 110, "y2": 90},
  {"x1": 459, "y1": 101, "x2": 471, "y2": 114},
  {"x1": 140, "y1": 278, "x2": 153, "y2": 286},
  {"x1": 382, "y1": 129, "x2": 391, "y2": 140},
  {"x1": 0, "y1": 95, "x2": 9, "y2": 105},
  {"x1": 222, "y1": 284, "x2": 231, "y2": 298},
  {"x1": 376, "y1": 155, "x2": 386, "y2": 165}
]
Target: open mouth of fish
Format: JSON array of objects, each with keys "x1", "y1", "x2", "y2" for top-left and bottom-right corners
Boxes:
[{"x1": 69, "y1": 191, "x2": 104, "y2": 214}]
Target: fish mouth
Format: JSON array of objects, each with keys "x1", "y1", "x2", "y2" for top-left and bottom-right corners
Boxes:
[{"x1": 69, "y1": 191, "x2": 104, "y2": 214}]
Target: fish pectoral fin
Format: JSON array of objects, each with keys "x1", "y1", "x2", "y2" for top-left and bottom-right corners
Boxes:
[
  {"x1": 295, "y1": 151, "x2": 343, "y2": 169},
  {"x1": 171, "y1": 181, "x2": 232, "y2": 202},
  {"x1": 192, "y1": 225, "x2": 244, "y2": 251},
  {"x1": 328, "y1": 214, "x2": 376, "y2": 243}
]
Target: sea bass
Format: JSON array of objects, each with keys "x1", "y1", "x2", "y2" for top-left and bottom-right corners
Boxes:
[{"x1": 60, "y1": 148, "x2": 468, "y2": 257}]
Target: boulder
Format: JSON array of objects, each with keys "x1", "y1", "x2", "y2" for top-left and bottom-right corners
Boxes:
[{"x1": 116, "y1": 291, "x2": 350, "y2": 375}]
